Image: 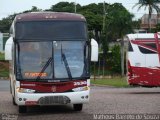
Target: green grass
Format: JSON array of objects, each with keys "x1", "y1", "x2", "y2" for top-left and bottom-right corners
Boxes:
[
  {"x1": 91, "y1": 77, "x2": 129, "y2": 87},
  {"x1": 0, "y1": 69, "x2": 9, "y2": 77},
  {"x1": 0, "y1": 61, "x2": 9, "y2": 77},
  {"x1": 0, "y1": 53, "x2": 4, "y2": 60}
]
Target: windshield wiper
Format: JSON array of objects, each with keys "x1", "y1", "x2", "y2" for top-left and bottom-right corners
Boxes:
[
  {"x1": 61, "y1": 44, "x2": 72, "y2": 80},
  {"x1": 36, "y1": 57, "x2": 52, "y2": 80}
]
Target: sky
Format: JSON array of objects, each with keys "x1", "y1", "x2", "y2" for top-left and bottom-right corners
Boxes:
[{"x1": 0, "y1": 0, "x2": 155, "y2": 20}]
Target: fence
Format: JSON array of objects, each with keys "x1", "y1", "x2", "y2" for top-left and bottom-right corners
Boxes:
[
  {"x1": 0, "y1": 33, "x2": 9, "y2": 53},
  {"x1": 0, "y1": 33, "x2": 2, "y2": 52}
]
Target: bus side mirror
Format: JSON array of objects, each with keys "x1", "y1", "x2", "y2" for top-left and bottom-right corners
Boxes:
[
  {"x1": 91, "y1": 38, "x2": 98, "y2": 62},
  {"x1": 5, "y1": 37, "x2": 13, "y2": 60}
]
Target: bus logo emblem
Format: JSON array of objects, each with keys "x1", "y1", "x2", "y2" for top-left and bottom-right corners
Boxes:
[{"x1": 51, "y1": 86, "x2": 56, "y2": 92}]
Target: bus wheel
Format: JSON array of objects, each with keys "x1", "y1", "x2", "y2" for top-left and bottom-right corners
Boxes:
[
  {"x1": 19, "y1": 106, "x2": 27, "y2": 113},
  {"x1": 73, "y1": 104, "x2": 83, "y2": 111},
  {"x1": 12, "y1": 96, "x2": 17, "y2": 105},
  {"x1": 9, "y1": 80, "x2": 12, "y2": 94}
]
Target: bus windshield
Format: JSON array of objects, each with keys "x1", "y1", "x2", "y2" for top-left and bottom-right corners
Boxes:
[{"x1": 16, "y1": 41, "x2": 89, "y2": 81}]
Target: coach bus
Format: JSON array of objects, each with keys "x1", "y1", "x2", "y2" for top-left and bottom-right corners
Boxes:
[
  {"x1": 5, "y1": 12, "x2": 98, "y2": 113},
  {"x1": 126, "y1": 33, "x2": 160, "y2": 87}
]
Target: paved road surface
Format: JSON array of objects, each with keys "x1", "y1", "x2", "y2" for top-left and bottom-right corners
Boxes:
[
  {"x1": 0, "y1": 80, "x2": 160, "y2": 120},
  {"x1": 0, "y1": 80, "x2": 9, "y2": 91}
]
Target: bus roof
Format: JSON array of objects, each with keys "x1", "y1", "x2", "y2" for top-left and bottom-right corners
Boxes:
[
  {"x1": 127, "y1": 33, "x2": 160, "y2": 40},
  {"x1": 15, "y1": 12, "x2": 86, "y2": 22}
]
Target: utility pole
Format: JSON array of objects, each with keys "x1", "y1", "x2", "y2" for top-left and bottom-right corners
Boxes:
[
  {"x1": 120, "y1": 38, "x2": 124, "y2": 77},
  {"x1": 74, "y1": 1, "x2": 77, "y2": 13},
  {"x1": 102, "y1": 1, "x2": 106, "y2": 77},
  {"x1": 102, "y1": 1, "x2": 106, "y2": 32}
]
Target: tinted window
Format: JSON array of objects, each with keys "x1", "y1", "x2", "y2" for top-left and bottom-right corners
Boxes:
[
  {"x1": 128, "y1": 41, "x2": 133, "y2": 52},
  {"x1": 138, "y1": 46, "x2": 157, "y2": 54},
  {"x1": 144, "y1": 43, "x2": 156, "y2": 49},
  {"x1": 15, "y1": 21, "x2": 87, "y2": 41}
]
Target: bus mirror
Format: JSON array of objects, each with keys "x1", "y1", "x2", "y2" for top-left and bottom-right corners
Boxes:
[
  {"x1": 91, "y1": 38, "x2": 98, "y2": 62},
  {"x1": 5, "y1": 37, "x2": 13, "y2": 60}
]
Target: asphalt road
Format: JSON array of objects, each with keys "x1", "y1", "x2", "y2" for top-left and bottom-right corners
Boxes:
[
  {"x1": 0, "y1": 80, "x2": 9, "y2": 91},
  {"x1": 0, "y1": 80, "x2": 160, "y2": 120}
]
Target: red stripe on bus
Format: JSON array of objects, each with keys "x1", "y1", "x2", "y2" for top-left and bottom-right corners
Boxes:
[
  {"x1": 128, "y1": 66, "x2": 160, "y2": 86},
  {"x1": 20, "y1": 80, "x2": 87, "y2": 93}
]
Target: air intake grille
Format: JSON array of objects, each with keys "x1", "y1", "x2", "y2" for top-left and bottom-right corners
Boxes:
[{"x1": 38, "y1": 96, "x2": 71, "y2": 105}]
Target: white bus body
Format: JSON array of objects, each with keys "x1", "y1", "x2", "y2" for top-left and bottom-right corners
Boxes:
[
  {"x1": 127, "y1": 33, "x2": 160, "y2": 87},
  {"x1": 5, "y1": 12, "x2": 98, "y2": 113}
]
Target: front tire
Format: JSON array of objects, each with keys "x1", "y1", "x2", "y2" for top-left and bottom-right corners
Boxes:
[
  {"x1": 9, "y1": 80, "x2": 12, "y2": 94},
  {"x1": 12, "y1": 96, "x2": 17, "y2": 105},
  {"x1": 73, "y1": 104, "x2": 83, "y2": 111},
  {"x1": 19, "y1": 106, "x2": 27, "y2": 113}
]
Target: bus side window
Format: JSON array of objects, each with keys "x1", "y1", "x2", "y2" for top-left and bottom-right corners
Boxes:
[
  {"x1": 128, "y1": 41, "x2": 133, "y2": 52},
  {"x1": 138, "y1": 44, "x2": 157, "y2": 54}
]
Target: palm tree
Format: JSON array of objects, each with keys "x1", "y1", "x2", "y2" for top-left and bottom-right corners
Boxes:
[{"x1": 133, "y1": 0, "x2": 160, "y2": 32}]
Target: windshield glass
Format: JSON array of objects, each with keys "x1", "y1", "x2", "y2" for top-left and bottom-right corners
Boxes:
[
  {"x1": 54, "y1": 41, "x2": 85, "y2": 79},
  {"x1": 16, "y1": 41, "x2": 88, "y2": 80},
  {"x1": 16, "y1": 42, "x2": 53, "y2": 79}
]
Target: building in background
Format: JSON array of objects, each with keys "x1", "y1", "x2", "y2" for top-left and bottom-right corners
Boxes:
[
  {"x1": 0, "y1": 33, "x2": 9, "y2": 53},
  {"x1": 140, "y1": 14, "x2": 160, "y2": 30}
]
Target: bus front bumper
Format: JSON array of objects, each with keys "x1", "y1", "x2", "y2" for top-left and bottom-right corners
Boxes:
[{"x1": 15, "y1": 90, "x2": 90, "y2": 106}]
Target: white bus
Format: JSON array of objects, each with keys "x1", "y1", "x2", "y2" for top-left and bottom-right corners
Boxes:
[
  {"x1": 5, "y1": 12, "x2": 98, "y2": 113},
  {"x1": 126, "y1": 33, "x2": 160, "y2": 87}
]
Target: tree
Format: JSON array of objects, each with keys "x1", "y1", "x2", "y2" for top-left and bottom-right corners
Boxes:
[
  {"x1": 105, "y1": 3, "x2": 133, "y2": 40},
  {"x1": 0, "y1": 6, "x2": 42, "y2": 33},
  {"x1": 107, "y1": 45, "x2": 121, "y2": 74},
  {"x1": 132, "y1": 19, "x2": 141, "y2": 29},
  {"x1": 79, "y1": 11, "x2": 103, "y2": 42},
  {"x1": 0, "y1": 14, "x2": 16, "y2": 33},
  {"x1": 23, "y1": 6, "x2": 42, "y2": 13},
  {"x1": 78, "y1": 3, "x2": 104, "y2": 42},
  {"x1": 133, "y1": 0, "x2": 160, "y2": 32},
  {"x1": 105, "y1": 3, "x2": 134, "y2": 76},
  {"x1": 155, "y1": 23, "x2": 160, "y2": 31},
  {"x1": 49, "y1": 2, "x2": 81, "y2": 13}
]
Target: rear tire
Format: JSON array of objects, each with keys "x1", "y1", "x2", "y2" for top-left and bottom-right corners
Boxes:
[
  {"x1": 19, "y1": 106, "x2": 27, "y2": 113},
  {"x1": 73, "y1": 104, "x2": 83, "y2": 111}
]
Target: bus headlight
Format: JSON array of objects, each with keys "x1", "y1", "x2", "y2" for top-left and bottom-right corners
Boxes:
[
  {"x1": 16, "y1": 87, "x2": 35, "y2": 93},
  {"x1": 72, "y1": 86, "x2": 89, "y2": 92}
]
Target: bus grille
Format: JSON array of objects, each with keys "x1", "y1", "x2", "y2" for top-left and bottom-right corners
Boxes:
[{"x1": 38, "y1": 96, "x2": 71, "y2": 105}]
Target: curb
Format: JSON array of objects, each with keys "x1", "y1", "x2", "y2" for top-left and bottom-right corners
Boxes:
[
  {"x1": 91, "y1": 84, "x2": 115, "y2": 88},
  {"x1": 91, "y1": 84, "x2": 130, "y2": 88},
  {"x1": 0, "y1": 77, "x2": 9, "y2": 80}
]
